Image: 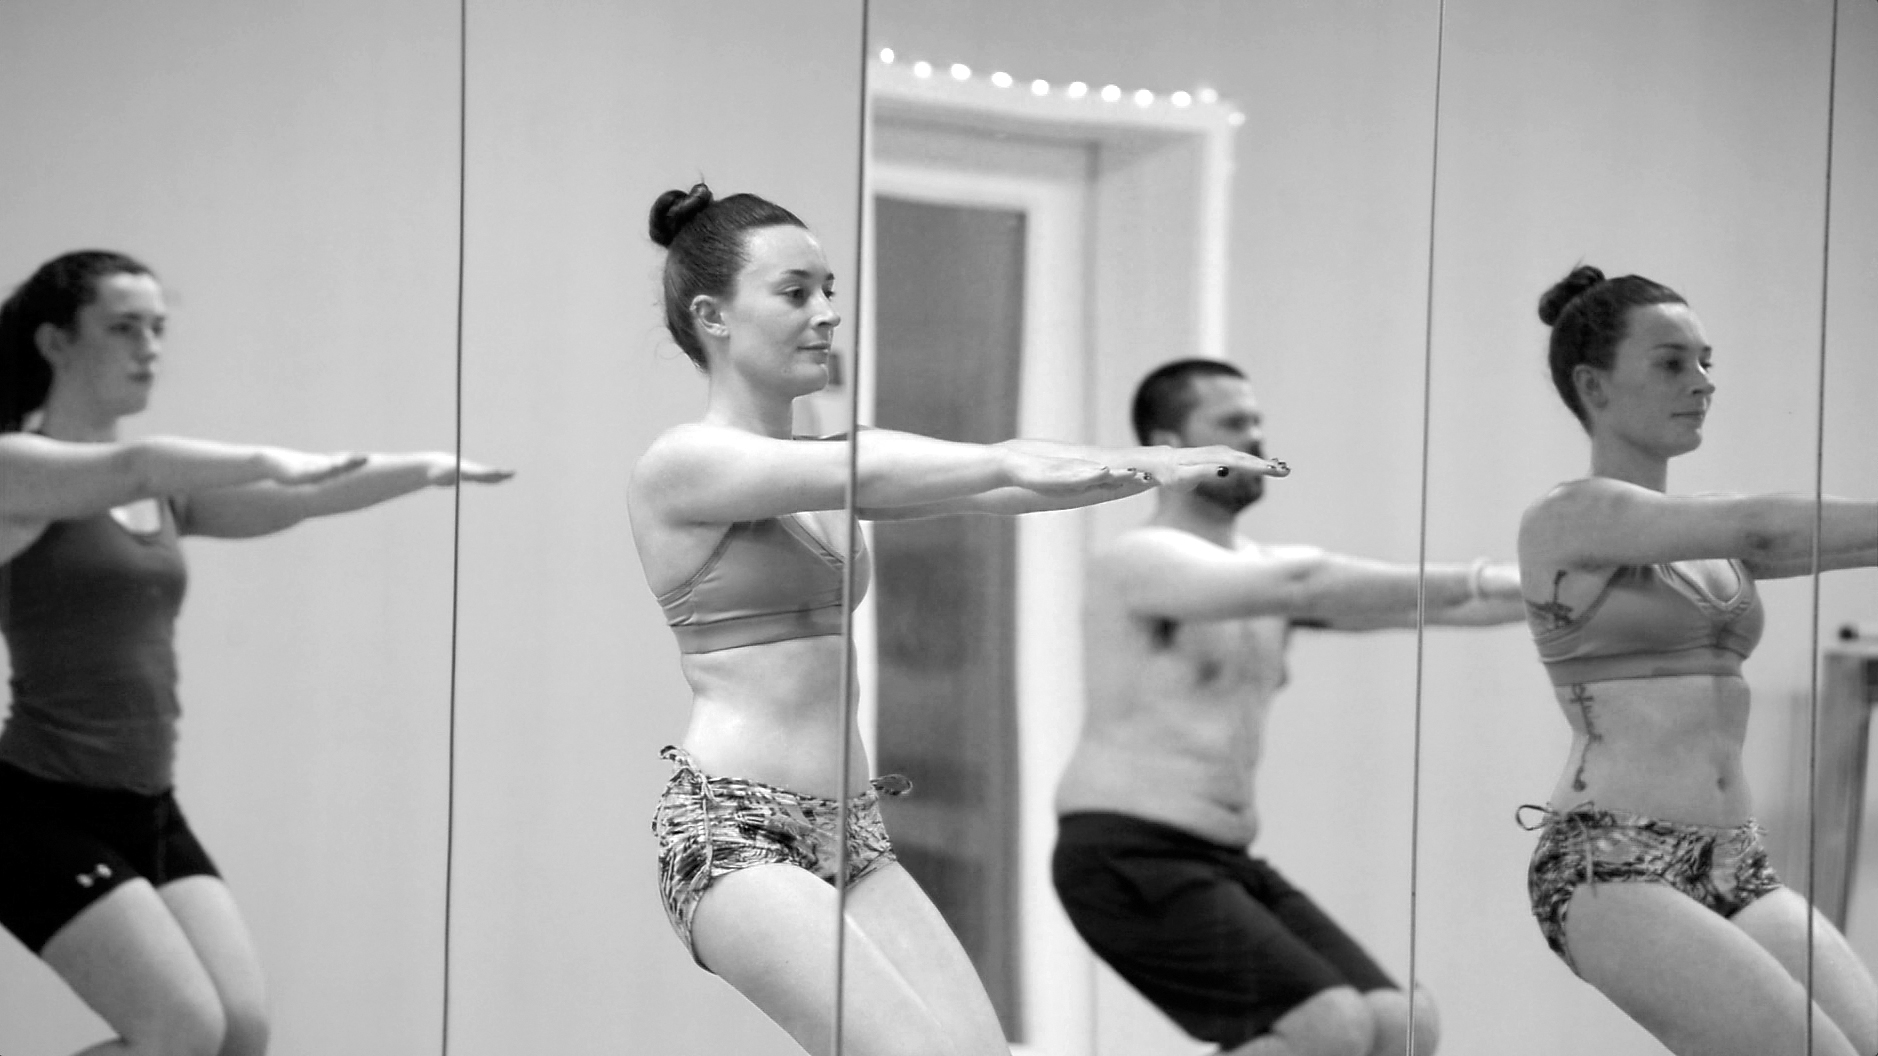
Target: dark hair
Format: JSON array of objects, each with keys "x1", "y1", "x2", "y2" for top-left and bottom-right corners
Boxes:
[
  {"x1": 1, "y1": 250, "x2": 154, "y2": 432},
  {"x1": 1131, "y1": 358, "x2": 1246, "y2": 444},
  {"x1": 648, "y1": 183, "x2": 806, "y2": 371},
  {"x1": 1537, "y1": 264, "x2": 1685, "y2": 426}
]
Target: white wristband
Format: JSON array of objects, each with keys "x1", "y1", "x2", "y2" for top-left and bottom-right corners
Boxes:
[{"x1": 1467, "y1": 557, "x2": 1489, "y2": 602}]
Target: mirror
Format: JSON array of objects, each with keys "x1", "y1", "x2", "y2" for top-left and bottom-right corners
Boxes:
[
  {"x1": 441, "y1": 0, "x2": 869, "y2": 1052},
  {"x1": 1818, "y1": 0, "x2": 1878, "y2": 991},
  {"x1": 0, "y1": 2, "x2": 461, "y2": 1053},
  {"x1": 1419, "y1": 2, "x2": 1867, "y2": 1054},
  {"x1": 856, "y1": 4, "x2": 1441, "y2": 1052}
]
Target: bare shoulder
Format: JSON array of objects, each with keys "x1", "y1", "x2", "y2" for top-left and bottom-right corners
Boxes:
[
  {"x1": 1518, "y1": 478, "x2": 1618, "y2": 545},
  {"x1": 629, "y1": 424, "x2": 731, "y2": 502},
  {"x1": 0, "y1": 431, "x2": 57, "y2": 463},
  {"x1": 1093, "y1": 525, "x2": 1210, "y2": 571}
]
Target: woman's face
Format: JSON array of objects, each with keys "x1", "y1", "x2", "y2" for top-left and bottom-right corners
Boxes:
[
  {"x1": 1587, "y1": 301, "x2": 1714, "y2": 458},
  {"x1": 41, "y1": 271, "x2": 167, "y2": 419},
  {"x1": 715, "y1": 225, "x2": 840, "y2": 396}
]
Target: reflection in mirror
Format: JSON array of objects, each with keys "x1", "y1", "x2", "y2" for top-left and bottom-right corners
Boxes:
[
  {"x1": 0, "y1": 3, "x2": 469, "y2": 1054},
  {"x1": 439, "y1": 2, "x2": 870, "y2": 1053},
  {"x1": 859, "y1": 4, "x2": 1475, "y2": 1054},
  {"x1": 1420, "y1": 2, "x2": 1878, "y2": 1055},
  {"x1": 1817, "y1": 0, "x2": 1878, "y2": 996}
]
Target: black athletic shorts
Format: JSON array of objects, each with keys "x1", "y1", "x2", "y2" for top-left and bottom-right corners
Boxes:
[
  {"x1": 1052, "y1": 810, "x2": 1395, "y2": 1048},
  {"x1": 0, "y1": 761, "x2": 220, "y2": 952}
]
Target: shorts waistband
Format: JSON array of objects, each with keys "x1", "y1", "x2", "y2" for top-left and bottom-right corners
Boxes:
[{"x1": 1515, "y1": 802, "x2": 1757, "y2": 837}]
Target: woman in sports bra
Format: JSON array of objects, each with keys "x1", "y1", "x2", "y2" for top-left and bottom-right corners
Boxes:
[
  {"x1": 0, "y1": 250, "x2": 512, "y2": 1056},
  {"x1": 630, "y1": 183, "x2": 1286, "y2": 1056},
  {"x1": 1516, "y1": 264, "x2": 1878, "y2": 1056}
]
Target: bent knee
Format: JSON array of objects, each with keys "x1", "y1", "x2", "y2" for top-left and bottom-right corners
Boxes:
[
  {"x1": 220, "y1": 1001, "x2": 270, "y2": 1056},
  {"x1": 1365, "y1": 987, "x2": 1439, "y2": 1054},
  {"x1": 1266, "y1": 986, "x2": 1374, "y2": 1056},
  {"x1": 125, "y1": 998, "x2": 227, "y2": 1056}
]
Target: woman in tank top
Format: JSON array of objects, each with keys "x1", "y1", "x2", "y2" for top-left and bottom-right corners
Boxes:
[
  {"x1": 0, "y1": 250, "x2": 511, "y2": 1056},
  {"x1": 630, "y1": 184, "x2": 1287, "y2": 1055},
  {"x1": 1516, "y1": 264, "x2": 1878, "y2": 1056}
]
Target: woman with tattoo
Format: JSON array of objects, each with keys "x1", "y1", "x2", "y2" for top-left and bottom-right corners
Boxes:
[{"x1": 1515, "y1": 265, "x2": 1878, "y2": 1056}]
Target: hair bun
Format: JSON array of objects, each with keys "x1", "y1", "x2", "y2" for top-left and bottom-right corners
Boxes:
[
  {"x1": 649, "y1": 183, "x2": 715, "y2": 248},
  {"x1": 1537, "y1": 264, "x2": 1606, "y2": 327}
]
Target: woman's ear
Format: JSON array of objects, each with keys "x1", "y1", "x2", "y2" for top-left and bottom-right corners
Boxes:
[
  {"x1": 689, "y1": 294, "x2": 729, "y2": 338},
  {"x1": 1571, "y1": 362, "x2": 1607, "y2": 414},
  {"x1": 34, "y1": 321, "x2": 71, "y2": 369}
]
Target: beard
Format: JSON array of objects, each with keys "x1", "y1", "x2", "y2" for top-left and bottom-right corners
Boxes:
[
  {"x1": 1194, "y1": 473, "x2": 1263, "y2": 514},
  {"x1": 1190, "y1": 439, "x2": 1264, "y2": 515}
]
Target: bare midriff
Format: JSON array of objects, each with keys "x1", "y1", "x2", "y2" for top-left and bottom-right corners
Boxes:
[
  {"x1": 1057, "y1": 731, "x2": 1262, "y2": 848},
  {"x1": 1545, "y1": 671, "x2": 1753, "y2": 826},
  {"x1": 675, "y1": 634, "x2": 872, "y2": 798}
]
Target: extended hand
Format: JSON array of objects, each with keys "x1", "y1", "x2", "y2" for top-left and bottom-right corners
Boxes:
[
  {"x1": 1133, "y1": 445, "x2": 1288, "y2": 491},
  {"x1": 1012, "y1": 453, "x2": 1143, "y2": 496},
  {"x1": 424, "y1": 453, "x2": 516, "y2": 486}
]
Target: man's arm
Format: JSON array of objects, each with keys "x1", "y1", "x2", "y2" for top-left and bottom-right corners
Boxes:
[{"x1": 1109, "y1": 531, "x2": 1523, "y2": 629}]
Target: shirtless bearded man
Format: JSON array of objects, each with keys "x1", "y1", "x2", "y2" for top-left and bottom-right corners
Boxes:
[{"x1": 1051, "y1": 359, "x2": 1524, "y2": 1056}]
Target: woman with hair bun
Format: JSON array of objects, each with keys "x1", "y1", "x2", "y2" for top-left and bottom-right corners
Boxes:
[
  {"x1": 632, "y1": 183, "x2": 1286, "y2": 1054},
  {"x1": 1516, "y1": 264, "x2": 1878, "y2": 1056},
  {"x1": 0, "y1": 250, "x2": 512, "y2": 1056}
]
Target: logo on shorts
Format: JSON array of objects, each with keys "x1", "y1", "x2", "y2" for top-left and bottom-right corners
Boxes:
[{"x1": 74, "y1": 863, "x2": 114, "y2": 888}]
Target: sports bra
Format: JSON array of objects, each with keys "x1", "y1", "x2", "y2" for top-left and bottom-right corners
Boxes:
[
  {"x1": 656, "y1": 513, "x2": 870, "y2": 654},
  {"x1": 1531, "y1": 560, "x2": 1764, "y2": 686}
]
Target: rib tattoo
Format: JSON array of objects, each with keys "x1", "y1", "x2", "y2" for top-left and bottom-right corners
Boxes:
[{"x1": 1570, "y1": 683, "x2": 1600, "y2": 792}]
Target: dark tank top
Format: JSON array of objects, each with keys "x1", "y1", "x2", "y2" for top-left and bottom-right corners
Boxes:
[{"x1": 0, "y1": 499, "x2": 187, "y2": 792}]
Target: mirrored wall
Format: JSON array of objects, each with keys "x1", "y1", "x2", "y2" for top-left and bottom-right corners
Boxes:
[
  {"x1": 850, "y1": 2, "x2": 1869, "y2": 1056},
  {"x1": 858, "y1": 2, "x2": 1439, "y2": 1051},
  {"x1": 0, "y1": 2, "x2": 462, "y2": 1053},
  {"x1": 3, "y1": 1, "x2": 1869, "y2": 1055},
  {"x1": 1419, "y1": 3, "x2": 1871, "y2": 1055}
]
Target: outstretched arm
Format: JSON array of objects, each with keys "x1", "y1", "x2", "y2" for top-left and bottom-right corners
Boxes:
[
  {"x1": 0, "y1": 432, "x2": 362, "y2": 523},
  {"x1": 178, "y1": 452, "x2": 513, "y2": 538},
  {"x1": 858, "y1": 437, "x2": 1286, "y2": 520},
  {"x1": 1283, "y1": 553, "x2": 1524, "y2": 630},
  {"x1": 634, "y1": 424, "x2": 1281, "y2": 527},
  {"x1": 1522, "y1": 478, "x2": 1878, "y2": 580},
  {"x1": 1424, "y1": 560, "x2": 1527, "y2": 626},
  {"x1": 1108, "y1": 533, "x2": 1521, "y2": 630}
]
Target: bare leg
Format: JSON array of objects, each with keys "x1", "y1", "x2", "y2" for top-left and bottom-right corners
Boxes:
[
  {"x1": 1731, "y1": 888, "x2": 1878, "y2": 1055},
  {"x1": 841, "y1": 864, "x2": 1009, "y2": 1055},
  {"x1": 158, "y1": 877, "x2": 269, "y2": 1056},
  {"x1": 1226, "y1": 987, "x2": 1373, "y2": 1056},
  {"x1": 1364, "y1": 986, "x2": 1437, "y2": 1056},
  {"x1": 38, "y1": 879, "x2": 226, "y2": 1056},
  {"x1": 690, "y1": 862, "x2": 1007, "y2": 1056},
  {"x1": 1566, "y1": 881, "x2": 1863, "y2": 1056}
]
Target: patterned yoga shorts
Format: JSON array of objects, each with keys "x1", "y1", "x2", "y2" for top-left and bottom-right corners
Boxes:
[
  {"x1": 1520, "y1": 803, "x2": 1782, "y2": 974},
  {"x1": 651, "y1": 745, "x2": 910, "y2": 968}
]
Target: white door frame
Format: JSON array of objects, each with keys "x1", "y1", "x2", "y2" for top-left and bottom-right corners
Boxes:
[{"x1": 857, "y1": 62, "x2": 1238, "y2": 1056}]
